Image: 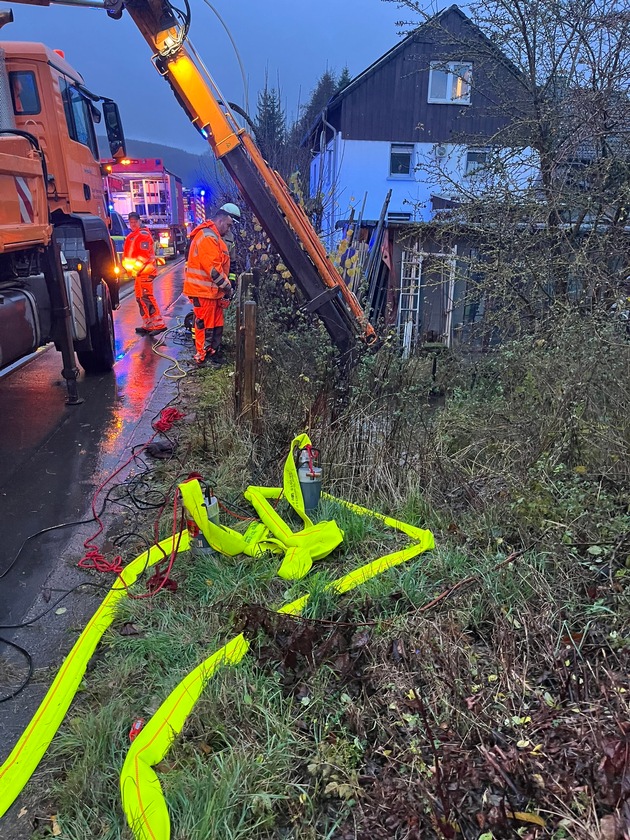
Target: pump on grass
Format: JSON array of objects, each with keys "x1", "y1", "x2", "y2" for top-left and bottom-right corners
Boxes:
[
  {"x1": 184, "y1": 473, "x2": 219, "y2": 550},
  {"x1": 298, "y1": 444, "x2": 322, "y2": 513}
]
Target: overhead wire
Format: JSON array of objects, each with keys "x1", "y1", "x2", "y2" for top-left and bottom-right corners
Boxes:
[
  {"x1": 185, "y1": 37, "x2": 243, "y2": 138},
  {"x1": 197, "y1": 0, "x2": 249, "y2": 114}
]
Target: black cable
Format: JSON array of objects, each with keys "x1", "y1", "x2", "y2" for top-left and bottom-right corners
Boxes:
[
  {"x1": 112, "y1": 532, "x2": 153, "y2": 554},
  {"x1": 108, "y1": 475, "x2": 168, "y2": 511},
  {"x1": 0, "y1": 636, "x2": 33, "y2": 703},
  {"x1": 0, "y1": 517, "x2": 97, "y2": 580},
  {"x1": 220, "y1": 495, "x2": 259, "y2": 520},
  {"x1": 0, "y1": 460, "x2": 163, "y2": 579},
  {"x1": 160, "y1": 0, "x2": 190, "y2": 57},
  {"x1": 0, "y1": 582, "x2": 106, "y2": 630},
  {"x1": 0, "y1": 583, "x2": 107, "y2": 704},
  {"x1": 227, "y1": 101, "x2": 258, "y2": 137},
  {"x1": 0, "y1": 427, "x2": 168, "y2": 579},
  {"x1": 0, "y1": 380, "x2": 189, "y2": 701}
]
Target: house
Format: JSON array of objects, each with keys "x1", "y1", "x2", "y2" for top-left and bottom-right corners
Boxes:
[{"x1": 306, "y1": 5, "x2": 539, "y2": 352}]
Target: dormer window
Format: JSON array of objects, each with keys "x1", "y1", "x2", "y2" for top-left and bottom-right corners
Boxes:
[{"x1": 428, "y1": 62, "x2": 472, "y2": 105}]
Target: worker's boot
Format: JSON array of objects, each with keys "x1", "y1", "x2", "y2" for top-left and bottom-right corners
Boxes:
[
  {"x1": 206, "y1": 327, "x2": 216, "y2": 355},
  {"x1": 208, "y1": 326, "x2": 225, "y2": 365},
  {"x1": 146, "y1": 316, "x2": 167, "y2": 335}
]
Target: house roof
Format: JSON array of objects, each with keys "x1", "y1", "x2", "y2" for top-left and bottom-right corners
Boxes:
[{"x1": 304, "y1": 4, "x2": 527, "y2": 146}]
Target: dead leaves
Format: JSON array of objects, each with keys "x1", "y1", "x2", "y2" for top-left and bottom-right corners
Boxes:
[
  {"x1": 597, "y1": 727, "x2": 630, "y2": 805},
  {"x1": 599, "y1": 813, "x2": 628, "y2": 840}
]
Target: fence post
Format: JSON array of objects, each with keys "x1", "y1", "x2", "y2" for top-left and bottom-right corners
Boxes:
[
  {"x1": 242, "y1": 300, "x2": 259, "y2": 431},
  {"x1": 234, "y1": 272, "x2": 259, "y2": 430}
]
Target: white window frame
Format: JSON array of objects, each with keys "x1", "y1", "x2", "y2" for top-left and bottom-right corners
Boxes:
[
  {"x1": 428, "y1": 61, "x2": 473, "y2": 105},
  {"x1": 397, "y1": 243, "x2": 457, "y2": 355},
  {"x1": 465, "y1": 146, "x2": 491, "y2": 175},
  {"x1": 389, "y1": 143, "x2": 414, "y2": 178}
]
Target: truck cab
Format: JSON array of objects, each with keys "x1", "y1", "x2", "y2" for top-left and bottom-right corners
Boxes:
[
  {"x1": 0, "y1": 39, "x2": 126, "y2": 377},
  {"x1": 6, "y1": 43, "x2": 119, "y2": 299}
]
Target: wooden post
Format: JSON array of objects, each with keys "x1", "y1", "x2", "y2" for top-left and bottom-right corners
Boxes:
[
  {"x1": 234, "y1": 272, "x2": 258, "y2": 429},
  {"x1": 234, "y1": 272, "x2": 251, "y2": 419},
  {"x1": 243, "y1": 300, "x2": 259, "y2": 431}
]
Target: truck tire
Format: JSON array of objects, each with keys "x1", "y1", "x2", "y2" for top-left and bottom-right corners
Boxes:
[{"x1": 77, "y1": 282, "x2": 116, "y2": 374}]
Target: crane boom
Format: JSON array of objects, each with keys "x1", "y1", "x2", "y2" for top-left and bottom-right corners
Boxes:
[{"x1": 12, "y1": 0, "x2": 377, "y2": 354}]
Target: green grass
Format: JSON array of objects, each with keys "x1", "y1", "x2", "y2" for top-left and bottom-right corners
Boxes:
[
  {"x1": 42, "y1": 497, "x2": 629, "y2": 840},
  {"x1": 31, "y1": 314, "x2": 630, "y2": 839}
]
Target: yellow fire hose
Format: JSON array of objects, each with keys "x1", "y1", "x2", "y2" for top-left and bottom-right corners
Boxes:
[
  {"x1": 0, "y1": 431, "x2": 434, "y2": 838},
  {"x1": 120, "y1": 501, "x2": 433, "y2": 840},
  {"x1": 0, "y1": 532, "x2": 191, "y2": 819}
]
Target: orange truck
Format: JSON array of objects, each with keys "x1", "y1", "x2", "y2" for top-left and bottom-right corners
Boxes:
[{"x1": 0, "y1": 12, "x2": 126, "y2": 401}]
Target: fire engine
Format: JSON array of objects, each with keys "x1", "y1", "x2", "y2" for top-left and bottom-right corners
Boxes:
[{"x1": 103, "y1": 156, "x2": 186, "y2": 260}]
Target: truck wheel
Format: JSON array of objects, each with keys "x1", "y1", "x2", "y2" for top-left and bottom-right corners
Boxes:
[{"x1": 77, "y1": 282, "x2": 116, "y2": 374}]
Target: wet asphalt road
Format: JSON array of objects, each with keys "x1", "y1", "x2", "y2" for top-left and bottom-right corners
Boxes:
[{"x1": 0, "y1": 259, "x2": 188, "y2": 627}]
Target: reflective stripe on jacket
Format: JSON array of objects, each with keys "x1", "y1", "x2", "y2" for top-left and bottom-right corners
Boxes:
[
  {"x1": 123, "y1": 228, "x2": 157, "y2": 277},
  {"x1": 183, "y1": 220, "x2": 230, "y2": 300}
]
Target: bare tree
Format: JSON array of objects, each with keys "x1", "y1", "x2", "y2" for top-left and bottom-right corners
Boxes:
[{"x1": 389, "y1": 0, "x2": 630, "y2": 337}]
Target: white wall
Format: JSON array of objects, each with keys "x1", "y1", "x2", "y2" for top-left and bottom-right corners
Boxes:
[
  {"x1": 311, "y1": 139, "x2": 449, "y2": 243},
  {"x1": 310, "y1": 136, "x2": 540, "y2": 242}
]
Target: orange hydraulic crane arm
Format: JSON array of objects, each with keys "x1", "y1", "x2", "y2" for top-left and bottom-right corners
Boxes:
[{"x1": 11, "y1": 0, "x2": 377, "y2": 354}]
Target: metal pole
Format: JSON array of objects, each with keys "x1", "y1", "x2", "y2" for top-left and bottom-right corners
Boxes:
[
  {"x1": 234, "y1": 271, "x2": 252, "y2": 419},
  {"x1": 43, "y1": 242, "x2": 82, "y2": 405}
]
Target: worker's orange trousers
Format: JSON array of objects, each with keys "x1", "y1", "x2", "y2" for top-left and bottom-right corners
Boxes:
[
  {"x1": 191, "y1": 296, "x2": 224, "y2": 361},
  {"x1": 135, "y1": 276, "x2": 166, "y2": 330}
]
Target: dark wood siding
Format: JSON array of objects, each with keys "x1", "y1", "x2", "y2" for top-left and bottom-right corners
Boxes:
[{"x1": 332, "y1": 7, "x2": 530, "y2": 146}]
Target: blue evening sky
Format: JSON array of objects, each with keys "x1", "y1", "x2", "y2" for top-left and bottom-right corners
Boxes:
[{"x1": 0, "y1": 0, "x2": 428, "y2": 151}]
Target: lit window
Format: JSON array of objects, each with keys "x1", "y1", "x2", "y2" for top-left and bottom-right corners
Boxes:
[
  {"x1": 465, "y1": 148, "x2": 489, "y2": 174},
  {"x1": 390, "y1": 143, "x2": 414, "y2": 177},
  {"x1": 428, "y1": 62, "x2": 472, "y2": 105}
]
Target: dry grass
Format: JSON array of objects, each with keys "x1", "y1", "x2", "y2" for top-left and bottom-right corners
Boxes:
[{"x1": 27, "y1": 305, "x2": 630, "y2": 839}]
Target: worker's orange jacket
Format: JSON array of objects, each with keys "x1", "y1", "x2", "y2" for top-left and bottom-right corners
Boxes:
[
  {"x1": 183, "y1": 220, "x2": 230, "y2": 300},
  {"x1": 123, "y1": 227, "x2": 157, "y2": 278}
]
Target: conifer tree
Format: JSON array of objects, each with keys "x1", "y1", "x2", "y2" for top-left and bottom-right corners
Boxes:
[{"x1": 254, "y1": 82, "x2": 287, "y2": 172}]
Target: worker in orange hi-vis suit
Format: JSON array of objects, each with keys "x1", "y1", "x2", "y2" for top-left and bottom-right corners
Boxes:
[
  {"x1": 183, "y1": 207, "x2": 238, "y2": 366},
  {"x1": 123, "y1": 212, "x2": 167, "y2": 335}
]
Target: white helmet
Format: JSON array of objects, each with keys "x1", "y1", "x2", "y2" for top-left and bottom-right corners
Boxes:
[{"x1": 220, "y1": 202, "x2": 241, "y2": 221}]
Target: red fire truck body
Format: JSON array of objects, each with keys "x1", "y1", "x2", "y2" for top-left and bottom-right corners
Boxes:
[{"x1": 104, "y1": 157, "x2": 185, "y2": 259}]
